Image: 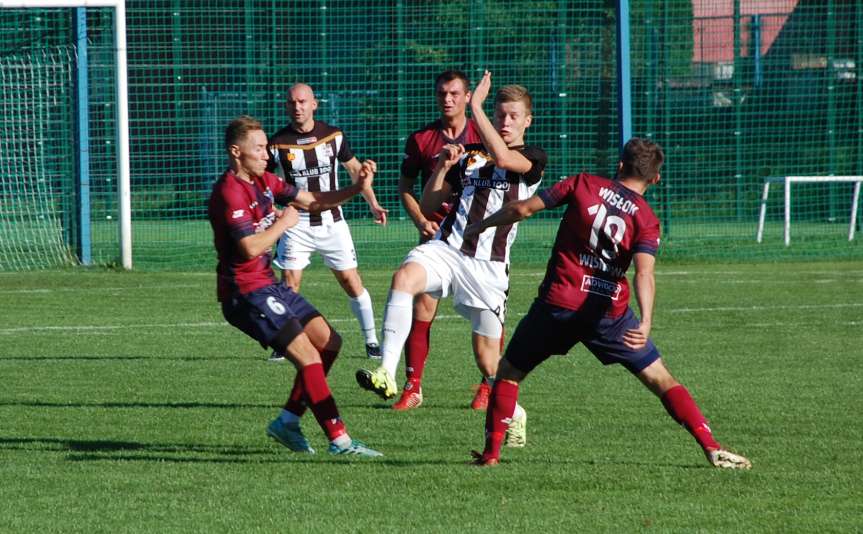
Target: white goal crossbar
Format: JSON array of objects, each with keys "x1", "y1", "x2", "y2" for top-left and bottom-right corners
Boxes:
[
  {"x1": 1, "y1": 0, "x2": 132, "y2": 269},
  {"x1": 756, "y1": 176, "x2": 862, "y2": 246}
]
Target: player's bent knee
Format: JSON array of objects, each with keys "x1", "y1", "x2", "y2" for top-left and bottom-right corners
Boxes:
[{"x1": 303, "y1": 316, "x2": 341, "y2": 353}]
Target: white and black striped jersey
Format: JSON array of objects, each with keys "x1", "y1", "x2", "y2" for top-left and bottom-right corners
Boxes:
[
  {"x1": 268, "y1": 121, "x2": 354, "y2": 227},
  {"x1": 438, "y1": 144, "x2": 547, "y2": 263}
]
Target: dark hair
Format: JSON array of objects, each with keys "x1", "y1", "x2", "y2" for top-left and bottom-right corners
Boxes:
[
  {"x1": 620, "y1": 138, "x2": 664, "y2": 181},
  {"x1": 495, "y1": 84, "x2": 532, "y2": 114},
  {"x1": 435, "y1": 70, "x2": 470, "y2": 92},
  {"x1": 224, "y1": 115, "x2": 263, "y2": 150}
]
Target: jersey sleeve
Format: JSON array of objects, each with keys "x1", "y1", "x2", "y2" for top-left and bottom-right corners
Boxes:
[
  {"x1": 538, "y1": 174, "x2": 579, "y2": 209},
  {"x1": 268, "y1": 173, "x2": 299, "y2": 205},
  {"x1": 519, "y1": 146, "x2": 547, "y2": 186},
  {"x1": 337, "y1": 132, "x2": 355, "y2": 162},
  {"x1": 218, "y1": 185, "x2": 256, "y2": 242},
  {"x1": 634, "y1": 211, "x2": 661, "y2": 256},
  {"x1": 400, "y1": 134, "x2": 422, "y2": 180}
]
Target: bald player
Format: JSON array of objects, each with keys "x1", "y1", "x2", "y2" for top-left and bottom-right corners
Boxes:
[{"x1": 268, "y1": 83, "x2": 388, "y2": 361}]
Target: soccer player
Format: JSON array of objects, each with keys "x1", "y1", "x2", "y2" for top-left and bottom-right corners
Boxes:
[
  {"x1": 393, "y1": 69, "x2": 486, "y2": 411},
  {"x1": 208, "y1": 115, "x2": 382, "y2": 457},
  {"x1": 356, "y1": 71, "x2": 544, "y2": 446},
  {"x1": 268, "y1": 83, "x2": 388, "y2": 361},
  {"x1": 465, "y1": 137, "x2": 752, "y2": 469}
]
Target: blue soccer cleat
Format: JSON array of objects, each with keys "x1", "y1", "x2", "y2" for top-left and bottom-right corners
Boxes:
[{"x1": 266, "y1": 418, "x2": 315, "y2": 454}]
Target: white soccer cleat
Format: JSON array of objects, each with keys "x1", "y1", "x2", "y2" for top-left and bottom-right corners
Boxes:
[
  {"x1": 706, "y1": 448, "x2": 752, "y2": 470},
  {"x1": 504, "y1": 408, "x2": 527, "y2": 448}
]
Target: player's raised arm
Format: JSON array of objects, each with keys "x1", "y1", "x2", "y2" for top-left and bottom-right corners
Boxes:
[
  {"x1": 470, "y1": 70, "x2": 533, "y2": 173},
  {"x1": 343, "y1": 157, "x2": 388, "y2": 225},
  {"x1": 292, "y1": 160, "x2": 374, "y2": 213},
  {"x1": 462, "y1": 195, "x2": 546, "y2": 240},
  {"x1": 420, "y1": 143, "x2": 463, "y2": 218},
  {"x1": 623, "y1": 252, "x2": 656, "y2": 350}
]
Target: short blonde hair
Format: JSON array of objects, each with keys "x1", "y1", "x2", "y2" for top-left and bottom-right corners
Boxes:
[
  {"x1": 224, "y1": 115, "x2": 263, "y2": 150},
  {"x1": 495, "y1": 84, "x2": 532, "y2": 114}
]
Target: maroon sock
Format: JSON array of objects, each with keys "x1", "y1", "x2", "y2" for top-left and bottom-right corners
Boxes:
[
  {"x1": 405, "y1": 319, "x2": 432, "y2": 383},
  {"x1": 300, "y1": 362, "x2": 346, "y2": 440},
  {"x1": 483, "y1": 380, "x2": 519, "y2": 459},
  {"x1": 661, "y1": 385, "x2": 720, "y2": 451},
  {"x1": 283, "y1": 349, "x2": 339, "y2": 417}
]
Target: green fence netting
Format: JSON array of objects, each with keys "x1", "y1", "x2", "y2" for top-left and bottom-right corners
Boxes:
[{"x1": 1, "y1": 0, "x2": 861, "y2": 270}]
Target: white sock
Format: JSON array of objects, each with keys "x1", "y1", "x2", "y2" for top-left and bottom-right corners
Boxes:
[
  {"x1": 331, "y1": 433, "x2": 352, "y2": 448},
  {"x1": 380, "y1": 289, "x2": 413, "y2": 378},
  {"x1": 279, "y1": 409, "x2": 301, "y2": 425},
  {"x1": 349, "y1": 288, "x2": 378, "y2": 345}
]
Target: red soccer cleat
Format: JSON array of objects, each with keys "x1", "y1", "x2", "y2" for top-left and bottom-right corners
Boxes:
[
  {"x1": 470, "y1": 380, "x2": 491, "y2": 410},
  {"x1": 392, "y1": 382, "x2": 423, "y2": 411},
  {"x1": 470, "y1": 450, "x2": 500, "y2": 467}
]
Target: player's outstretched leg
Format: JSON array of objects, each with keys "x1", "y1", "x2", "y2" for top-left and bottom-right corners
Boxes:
[{"x1": 661, "y1": 384, "x2": 751, "y2": 469}]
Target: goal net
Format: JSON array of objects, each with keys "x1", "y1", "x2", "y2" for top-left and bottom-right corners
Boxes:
[
  {"x1": 0, "y1": 2, "x2": 130, "y2": 271},
  {"x1": 0, "y1": 45, "x2": 78, "y2": 270}
]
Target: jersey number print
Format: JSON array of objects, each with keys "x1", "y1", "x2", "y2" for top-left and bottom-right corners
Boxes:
[{"x1": 587, "y1": 203, "x2": 627, "y2": 260}]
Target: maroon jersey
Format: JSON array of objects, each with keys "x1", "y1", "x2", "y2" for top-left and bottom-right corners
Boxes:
[
  {"x1": 536, "y1": 173, "x2": 660, "y2": 318},
  {"x1": 401, "y1": 119, "x2": 481, "y2": 222},
  {"x1": 208, "y1": 169, "x2": 299, "y2": 301}
]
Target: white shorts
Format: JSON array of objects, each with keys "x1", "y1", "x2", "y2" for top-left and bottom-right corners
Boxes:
[
  {"x1": 273, "y1": 219, "x2": 358, "y2": 271},
  {"x1": 404, "y1": 240, "x2": 509, "y2": 324}
]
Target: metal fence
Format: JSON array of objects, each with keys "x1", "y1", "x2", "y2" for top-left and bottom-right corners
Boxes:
[{"x1": 1, "y1": 0, "x2": 860, "y2": 270}]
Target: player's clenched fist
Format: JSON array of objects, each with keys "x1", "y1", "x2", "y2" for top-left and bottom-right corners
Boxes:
[
  {"x1": 357, "y1": 159, "x2": 376, "y2": 190},
  {"x1": 436, "y1": 143, "x2": 464, "y2": 171}
]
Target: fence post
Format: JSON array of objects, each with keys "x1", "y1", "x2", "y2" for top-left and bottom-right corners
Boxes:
[
  {"x1": 733, "y1": 0, "x2": 743, "y2": 220},
  {"x1": 827, "y1": 0, "x2": 837, "y2": 218},
  {"x1": 616, "y1": 0, "x2": 632, "y2": 149},
  {"x1": 858, "y1": 2, "x2": 862, "y2": 231},
  {"x1": 74, "y1": 7, "x2": 91, "y2": 265},
  {"x1": 661, "y1": 0, "x2": 672, "y2": 236}
]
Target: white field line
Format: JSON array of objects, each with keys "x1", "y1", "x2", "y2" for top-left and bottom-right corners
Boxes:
[
  {"x1": 1, "y1": 301, "x2": 861, "y2": 335},
  {"x1": 3, "y1": 274, "x2": 860, "y2": 294}
]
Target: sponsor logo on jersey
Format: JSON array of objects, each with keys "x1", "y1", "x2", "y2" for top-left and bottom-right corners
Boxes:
[
  {"x1": 297, "y1": 136, "x2": 317, "y2": 145},
  {"x1": 232, "y1": 209, "x2": 245, "y2": 219},
  {"x1": 580, "y1": 275, "x2": 622, "y2": 300},
  {"x1": 321, "y1": 144, "x2": 334, "y2": 158}
]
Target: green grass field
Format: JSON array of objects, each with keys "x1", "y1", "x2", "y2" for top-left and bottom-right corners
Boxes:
[{"x1": 1, "y1": 262, "x2": 861, "y2": 532}]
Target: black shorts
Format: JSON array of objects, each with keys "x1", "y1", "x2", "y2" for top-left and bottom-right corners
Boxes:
[
  {"x1": 505, "y1": 299, "x2": 660, "y2": 375},
  {"x1": 221, "y1": 284, "x2": 321, "y2": 351}
]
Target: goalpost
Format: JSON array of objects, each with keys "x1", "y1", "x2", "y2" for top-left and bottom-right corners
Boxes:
[
  {"x1": 0, "y1": 0, "x2": 131, "y2": 269},
  {"x1": 756, "y1": 176, "x2": 863, "y2": 246}
]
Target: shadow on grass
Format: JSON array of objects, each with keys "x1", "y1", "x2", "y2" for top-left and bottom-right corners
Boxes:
[
  {"x1": 0, "y1": 400, "x2": 274, "y2": 409},
  {"x1": 0, "y1": 436, "x2": 484, "y2": 466}
]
